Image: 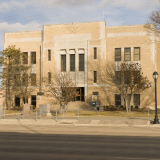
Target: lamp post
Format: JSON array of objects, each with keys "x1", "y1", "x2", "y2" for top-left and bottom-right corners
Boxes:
[{"x1": 153, "y1": 71, "x2": 159, "y2": 124}]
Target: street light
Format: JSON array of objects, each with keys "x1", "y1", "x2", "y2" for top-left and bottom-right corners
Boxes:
[{"x1": 153, "y1": 71, "x2": 159, "y2": 124}]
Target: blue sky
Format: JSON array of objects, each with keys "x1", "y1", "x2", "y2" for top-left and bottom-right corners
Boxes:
[{"x1": 0, "y1": 0, "x2": 159, "y2": 51}]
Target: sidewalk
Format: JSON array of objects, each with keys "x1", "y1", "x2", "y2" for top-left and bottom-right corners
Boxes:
[{"x1": 0, "y1": 116, "x2": 159, "y2": 127}]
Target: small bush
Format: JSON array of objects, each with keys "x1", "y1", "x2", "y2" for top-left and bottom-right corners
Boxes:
[
  {"x1": 135, "y1": 106, "x2": 139, "y2": 109},
  {"x1": 120, "y1": 105, "x2": 124, "y2": 108},
  {"x1": 33, "y1": 106, "x2": 36, "y2": 110},
  {"x1": 109, "y1": 105, "x2": 119, "y2": 111}
]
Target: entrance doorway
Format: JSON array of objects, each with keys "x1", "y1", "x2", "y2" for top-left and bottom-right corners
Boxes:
[{"x1": 75, "y1": 87, "x2": 85, "y2": 101}]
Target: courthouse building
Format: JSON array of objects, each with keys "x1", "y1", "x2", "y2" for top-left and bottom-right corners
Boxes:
[{"x1": 3, "y1": 21, "x2": 160, "y2": 108}]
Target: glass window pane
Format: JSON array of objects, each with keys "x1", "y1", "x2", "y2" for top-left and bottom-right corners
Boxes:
[
  {"x1": 61, "y1": 55, "x2": 66, "y2": 72},
  {"x1": 115, "y1": 48, "x2": 121, "y2": 61},
  {"x1": 134, "y1": 47, "x2": 140, "y2": 61},
  {"x1": 115, "y1": 94, "x2": 121, "y2": 106},
  {"x1": 124, "y1": 48, "x2": 131, "y2": 61},
  {"x1": 79, "y1": 54, "x2": 84, "y2": 71},
  {"x1": 31, "y1": 74, "x2": 36, "y2": 86},
  {"x1": 134, "y1": 94, "x2": 140, "y2": 106}
]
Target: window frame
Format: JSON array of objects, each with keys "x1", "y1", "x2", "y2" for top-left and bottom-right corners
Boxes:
[
  {"x1": 31, "y1": 74, "x2": 36, "y2": 86},
  {"x1": 70, "y1": 54, "x2": 75, "y2": 72},
  {"x1": 124, "y1": 48, "x2": 131, "y2": 61},
  {"x1": 15, "y1": 96, "x2": 20, "y2": 106},
  {"x1": 134, "y1": 47, "x2": 140, "y2": 61},
  {"x1": 115, "y1": 94, "x2": 121, "y2": 106},
  {"x1": 79, "y1": 54, "x2": 84, "y2": 71},
  {"x1": 23, "y1": 52, "x2": 28, "y2": 64},
  {"x1": 115, "y1": 48, "x2": 121, "y2": 61},
  {"x1": 31, "y1": 95, "x2": 36, "y2": 106},
  {"x1": 94, "y1": 48, "x2": 97, "y2": 59},
  {"x1": 61, "y1": 55, "x2": 66, "y2": 72},
  {"x1": 134, "y1": 94, "x2": 140, "y2": 106},
  {"x1": 48, "y1": 50, "x2": 51, "y2": 61},
  {"x1": 31, "y1": 52, "x2": 36, "y2": 64},
  {"x1": 48, "y1": 72, "x2": 51, "y2": 84},
  {"x1": 94, "y1": 71, "x2": 97, "y2": 83}
]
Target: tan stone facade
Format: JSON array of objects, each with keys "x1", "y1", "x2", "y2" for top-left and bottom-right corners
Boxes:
[{"x1": 3, "y1": 21, "x2": 160, "y2": 108}]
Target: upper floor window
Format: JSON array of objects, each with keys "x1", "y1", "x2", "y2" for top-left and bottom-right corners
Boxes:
[
  {"x1": 94, "y1": 71, "x2": 97, "y2": 83},
  {"x1": 61, "y1": 55, "x2": 66, "y2": 72},
  {"x1": 48, "y1": 50, "x2": 51, "y2": 61},
  {"x1": 115, "y1": 48, "x2": 121, "y2": 61},
  {"x1": 22, "y1": 74, "x2": 28, "y2": 86},
  {"x1": 31, "y1": 52, "x2": 36, "y2": 64},
  {"x1": 134, "y1": 47, "x2": 140, "y2": 61},
  {"x1": 70, "y1": 54, "x2": 75, "y2": 71},
  {"x1": 79, "y1": 54, "x2": 84, "y2": 71},
  {"x1": 115, "y1": 71, "x2": 121, "y2": 84},
  {"x1": 31, "y1": 74, "x2": 36, "y2": 86},
  {"x1": 23, "y1": 52, "x2": 28, "y2": 64},
  {"x1": 48, "y1": 72, "x2": 51, "y2": 84},
  {"x1": 94, "y1": 48, "x2": 97, "y2": 59},
  {"x1": 124, "y1": 48, "x2": 131, "y2": 61}
]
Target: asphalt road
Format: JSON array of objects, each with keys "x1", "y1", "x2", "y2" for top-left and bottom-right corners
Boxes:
[{"x1": 0, "y1": 125, "x2": 160, "y2": 160}]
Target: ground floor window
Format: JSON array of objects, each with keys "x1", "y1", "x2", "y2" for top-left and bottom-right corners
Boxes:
[
  {"x1": 134, "y1": 94, "x2": 140, "y2": 106},
  {"x1": 115, "y1": 94, "x2": 121, "y2": 106},
  {"x1": 23, "y1": 97, "x2": 28, "y2": 104},
  {"x1": 31, "y1": 95, "x2": 36, "y2": 106},
  {"x1": 15, "y1": 96, "x2": 20, "y2": 106}
]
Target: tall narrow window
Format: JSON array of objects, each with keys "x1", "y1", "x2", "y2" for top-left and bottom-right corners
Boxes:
[
  {"x1": 115, "y1": 71, "x2": 121, "y2": 84},
  {"x1": 124, "y1": 48, "x2": 131, "y2": 61},
  {"x1": 70, "y1": 54, "x2": 75, "y2": 71},
  {"x1": 133, "y1": 71, "x2": 140, "y2": 84},
  {"x1": 115, "y1": 94, "x2": 121, "y2": 106},
  {"x1": 48, "y1": 50, "x2": 51, "y2": 61},
  {"x1": 61, "y1": 55, "x2": 66, "y2": 72},
  {"x1": 79, "y1": 54, "x2": 84, "y2": 71},
  {"x1": 94, "y1": 71, "x2": 97, "y2": 83},
  {"x1": 22, "y1": 74, "x2": 28, "y2": 86},
  {"x1": 31, "y1": 52, "x2": 36, "y2": 64},
  {"x1": 14, "y1": 74, "x2": 20, "y2": 86},
  {"x1": 31, "y1": 74, "x2": 36, "y2": 86},
  {"x1": 134, "y1": 94, "x2": 140, "y2": 106},
  {"x1": 23, "y1": 52, "x2": 28, "y2": 64},
  {"x1": 94, "y1": 48, "x2": 97, "y2": 59},
  {"x1": 124, "y1": 71, "x2": 131, "y2": 84},
  {"x1": 134, "y1": 47, "x2": 140, "y2": 61},
  {"x1": 115, "y1": 48, "x2": 121, "y2": 61},
  {"x1": 15, "y1": 96, "x2": 20, "y2": 106},
  {"x1": 31, "y1": 95, "x2": 36, "y2": 106},
  {"x1": 48, "y1": 72, "x2": 51, "y2": 84}
]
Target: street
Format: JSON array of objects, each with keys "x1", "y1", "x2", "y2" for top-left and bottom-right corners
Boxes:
[{"x1": 0, "y1": 125, "x2": 160, "y2": 160}]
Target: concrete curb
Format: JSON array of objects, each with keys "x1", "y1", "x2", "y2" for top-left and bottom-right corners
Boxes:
[{"x1": 0, "y1": 119, "x2": 159, "y2": 127}]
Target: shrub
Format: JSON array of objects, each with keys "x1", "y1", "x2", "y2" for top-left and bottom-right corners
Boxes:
[
  {"x1": 33, "y1": 106, "x2": 36, "y2": 110},
  {"x1": 135, "y1": 106, "x2": 139, "y2": 109},
  {"x1": 120, "y1": 105, "x2": 124, "y2": 108},
  {"x1": 131, "y1": 106, "x2": 133, "y2": 109},
  {"x1": 109, "y1": 105, "x2": 119, "y2": 111}
]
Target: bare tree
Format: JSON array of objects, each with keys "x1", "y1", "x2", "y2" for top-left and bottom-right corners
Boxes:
[
  {"x1": 101, "y1": 62, "x2": 151, "y2": 112},
  {"x1": 42, "y1": 71, "x2": 78, "y2": 112}
]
